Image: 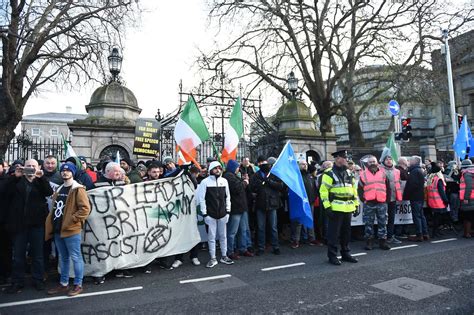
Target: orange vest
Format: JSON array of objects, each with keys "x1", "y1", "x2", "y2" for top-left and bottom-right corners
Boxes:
[
  {"x1": 361, "y1": 168, "x2": 387, "y2": 203},
  {"x1": 390, "y1": 168, "x2": 403, "y2": 201},
  {"x1": 426, "y1": 176, "x2": 445, "y2": 209},
  {"x1": 460, "y1": 169, "x2": 474, "y2": 201}
]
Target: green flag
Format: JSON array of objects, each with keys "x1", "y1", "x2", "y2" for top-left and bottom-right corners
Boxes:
[{"x1": 380, "y1": 133, "x2": 399, "y2": 165}]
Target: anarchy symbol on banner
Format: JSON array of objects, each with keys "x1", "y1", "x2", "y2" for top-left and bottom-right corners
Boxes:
[
  {"x1": 54, "y1": 200, "x2": 65, "y2": 220},
  {"x1": 143, "y1": 224, "x2": 171, "y2": 253}
]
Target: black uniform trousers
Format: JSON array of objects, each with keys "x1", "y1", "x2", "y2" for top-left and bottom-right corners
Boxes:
[{"x1": 327, "y1": 211, "x2": 352, "y2": 259}]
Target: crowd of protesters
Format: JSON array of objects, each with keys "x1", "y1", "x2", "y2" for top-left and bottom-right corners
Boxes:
[{"x1": 0, "y1": 151, "x2": 472, "y2": 296}]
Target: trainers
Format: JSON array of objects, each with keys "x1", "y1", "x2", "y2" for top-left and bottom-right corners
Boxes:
[
  {"x1": 68, "y1": 285, "x2": 83, "y2": 297},
  {"x1": 290, "y1": 242, "x2": 300, "y2": 249},
  {"x1": 172, "y1": 260, "x2": 183, "y2": 269},
  {"x1": 94, "y1": 276, "x2": 105, "y2": 285},
  {"x1": 191, "y1": 258, "x2": 201, "y2": 266},
  {"x1": 48, "y1": 284, "x2": 69, "y2": 295},
  {"x1": 144, "y1": 265, "x2": 152, "y2": 274},
  {"x1": 5, "y1": 283, "x2": 24, "y2": 294},
  {"x1": 220, "y1": 256, "x2": 234, "y2": 265},
  {"x1": 206, "y1": 258, "x2": 218, "y2": 268},
  {"x1": 387, "y1": 236, "x2": 402, "y2": 244}
]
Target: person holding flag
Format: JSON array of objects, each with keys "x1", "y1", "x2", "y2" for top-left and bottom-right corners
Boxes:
[{"x1": 319, "y1": 150, "x2": 359, "y2": 265}]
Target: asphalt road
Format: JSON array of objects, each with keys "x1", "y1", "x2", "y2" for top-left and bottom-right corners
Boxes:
[{"x1": 1, "y1": 235, "x2": 473, "y2": 314}]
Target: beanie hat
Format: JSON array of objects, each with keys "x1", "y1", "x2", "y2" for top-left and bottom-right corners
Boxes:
[
  {"x1": 163, "y1": 157, "x2": 174, "y2": 165},
  {"x1": 267, "y1": 157, "x2": 277, "y2": 165},
  {"x1": 430, "y1": 162, "x2": 441, "y2": 173},
  {"x1": 226, "y1": 159, "x2": 239, "y2": 174},
  {"x1": 461, "y1": 159, "x2": 473, "y2": 168},
  {"x1": 120, "y1": 157, "x2": 134, "y2": 168},
  {"x1": 60, "y1": 162, "x2": 77, "y2": 176},
  {"x1": 208, "y1": 161, "x2": 222, "y2": 174}
]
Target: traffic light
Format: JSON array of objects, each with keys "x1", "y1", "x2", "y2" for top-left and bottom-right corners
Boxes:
[
  {"x1": 457, "y1": 114, "x2": 463, "y2": 129},
  {"x1": 401, "y1": 117, "x2": 412, "y2": 141}
]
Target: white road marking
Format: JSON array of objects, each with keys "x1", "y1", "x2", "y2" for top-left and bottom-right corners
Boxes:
[
  {"x1": 0, "y1": 286, "x2": 143, "y2": 308},
  {"x1": 431, "y1": 238, "x2": 457, "y2": 244},
  {"x1": 337, "y1": 252, "x2": 367, "y2": 259},
  {"x1": 179, "y1": 274, "x2": 232, "y2": 284},
  {"x1": 261, "y1": 262, "x2": 306, "y2": 271},
  {"x1": 390, "y1": 244, "x2": 419, "y2": 250}
]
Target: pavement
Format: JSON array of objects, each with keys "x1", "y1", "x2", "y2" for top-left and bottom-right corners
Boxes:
[{"x1": 1, "y1": 234, "x2": 473, "y2": 314}]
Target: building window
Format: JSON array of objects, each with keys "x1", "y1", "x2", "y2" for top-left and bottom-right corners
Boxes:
[
  {"x1": 31, "y1": 128, "x2": 40, "y2": 136},
  {"x1": 50, "y1": 128, "x2": 58, "y2": 137}
]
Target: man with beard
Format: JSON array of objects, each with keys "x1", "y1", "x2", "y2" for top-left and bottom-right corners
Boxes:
[
  {"x1": 319, "y1": 151, "x2": 359, "y2": 265},
  {"x1": 358, "y1": 155, "x2": 391, "y2": 250}
]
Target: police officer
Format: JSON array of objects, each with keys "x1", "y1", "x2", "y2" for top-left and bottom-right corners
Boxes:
[{"x1": 319, "y1": 150, "x2": 359, "y2": 265}]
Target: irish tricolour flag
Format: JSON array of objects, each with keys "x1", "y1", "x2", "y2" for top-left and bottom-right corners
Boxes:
[
  {"x1": 174, "y1": 96, "x2": 210, "y2": 161},
  {"x1": 221, "y1": 97, "x2": 244, "y2": 163}
]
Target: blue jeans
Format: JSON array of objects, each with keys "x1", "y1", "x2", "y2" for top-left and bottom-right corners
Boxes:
[
  {"x1": 238, "y1": 211, "x2": 252, "y2": 252},
  {"x1": 54, "y1": 233, "x2": 84, "y2": 286},
  {"x1": 12, "y1": 226, "x2": 44, "y2": 285},
  {"x1": 410, "y1": 201, "x2": 428, "y2": 236},
  {"x1": 227, "y1": 214, "x2": 243, "y2": 255},
  {"x1": 256, "y1": 209, "x2": 279, "y2": 250}
]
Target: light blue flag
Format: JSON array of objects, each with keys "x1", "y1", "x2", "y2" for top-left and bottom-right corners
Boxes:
[
  {"x1": 270, "y1": 141, "x2": 313, "y2": 228},
  {"x1": 453, "y1": 116, "x2": 473, "y2": 159}
]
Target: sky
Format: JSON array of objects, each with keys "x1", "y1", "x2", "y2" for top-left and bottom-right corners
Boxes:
[{"x1": 23, "y1": 0, "x2": 214, "y2": 120}]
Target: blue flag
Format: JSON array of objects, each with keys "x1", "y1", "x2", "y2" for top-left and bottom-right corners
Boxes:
[
  {"x1": 270, "y1": 141, "x2": 313, "y2": 228},
  {"x1": 453, "y1": 116, "x2": 473, "y2": 158}
]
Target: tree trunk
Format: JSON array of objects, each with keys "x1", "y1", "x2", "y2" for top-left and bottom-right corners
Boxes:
[
  {"x1": 345, "y1": 104, "x2": 366, "y2": 148},
  {"x1": 0, "y1": 90, "x2": 21, "y2": 157}
]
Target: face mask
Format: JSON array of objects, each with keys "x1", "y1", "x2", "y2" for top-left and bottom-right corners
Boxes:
[{"x1": 260, "y1": 164, "x2": 270, "y2": 173}]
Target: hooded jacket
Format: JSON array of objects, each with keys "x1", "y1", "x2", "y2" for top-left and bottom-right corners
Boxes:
[
  {"x1": 198, "y1": 162, "x2": 231, "y2": 219},
  {"x1": 249, "y1": 169, "x2": 285, "y2": 211},
  {"x1": 45, "y1": 180, "x2": 91, "y2": 240}
]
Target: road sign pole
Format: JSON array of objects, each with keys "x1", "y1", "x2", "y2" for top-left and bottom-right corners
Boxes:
[{"x1": 394, "y1": 115, "x2": 401, "y2": 157}]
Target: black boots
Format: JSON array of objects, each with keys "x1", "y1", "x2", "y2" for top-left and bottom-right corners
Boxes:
[
  {"x1": 379, "y1": 239, "x2": 391, "y2": 250},
  {"x1": 328, "y1": 256, "x2": 342, "y2": 265}
]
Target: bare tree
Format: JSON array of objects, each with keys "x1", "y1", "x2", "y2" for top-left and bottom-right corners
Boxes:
[
  {"x1": 0, "y1": 0, "x2": 140, "y2": 155},
  {"x1": 200, "y1": 0, "x2": 473, "y2": 147}
]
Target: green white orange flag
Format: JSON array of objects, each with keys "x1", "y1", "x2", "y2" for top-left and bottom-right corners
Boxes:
[
  {"x1": 62, "y1": 134, "x2": 77, "y2": 159},
  {"x1": 174, "y1": 96, "x2": 210, "y2": 160},
  {"x1": 380, "y1": 133, "x2": 399, "y2": 165},
  {"x1": 221, "y1": 97, "x2": 244, "y2": 163}
]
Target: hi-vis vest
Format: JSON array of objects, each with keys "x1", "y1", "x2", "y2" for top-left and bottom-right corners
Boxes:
[
  {"x1": 360, "y1": 168, "x2": 387, "y2": 203},
  {"x1": 460, "y1": 169, "x2": 474, "y2": 201},
  {"x1": 391, "y1": 168, "x2": 403, "y2": 201},
  {"x1": 319, "y1": 168, "x2": 359, "y2": 213},
  {"x1": 426, "y1": 175, "x2": 445, "y2": 209}
]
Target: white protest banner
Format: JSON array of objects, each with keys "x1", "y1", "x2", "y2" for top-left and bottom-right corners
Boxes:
[
  {"x1": 351, "y1": 181, "x2": 413, "y2": 226},
  {"x1": 81, "y1": 172, "x2": 201, "y2": 277}
]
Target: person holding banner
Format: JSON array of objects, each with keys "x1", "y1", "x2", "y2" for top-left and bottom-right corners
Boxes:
[
  {"x1": 381, "y1": 155, "x2": 403, "y2": 245},
  {"x1": 45, "y1": 162, "x2": 91, "y2": 297},
  {"x1": 199, "y1": 161, "x2": 234, "y2": 268},
  {"x1": 359, "y1": 155, "x2": 391, "y2": 250},
  {"x1": 319, "y1": 150, "x2": 359, "y2": 265}
]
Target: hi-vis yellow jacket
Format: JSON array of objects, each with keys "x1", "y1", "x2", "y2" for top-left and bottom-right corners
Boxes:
[{"x1": 319, "y1": 168, "x2": 359, "y2": 212}]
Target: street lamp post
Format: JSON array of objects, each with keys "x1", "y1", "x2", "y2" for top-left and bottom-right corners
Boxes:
[
  {"x1": 108, "y1": 47, "x2": 123, "y2": 82},
  {"x1": 287, "y1": 71, "x2": 298, "y2": 101},
  {"x1": 442, "y1": 29, "x2": 458, "y2": 161}
]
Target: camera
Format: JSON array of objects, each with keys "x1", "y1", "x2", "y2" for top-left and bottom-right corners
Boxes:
[{"x1": 23, "y1": 167, "x2": 36, "y2": 175}]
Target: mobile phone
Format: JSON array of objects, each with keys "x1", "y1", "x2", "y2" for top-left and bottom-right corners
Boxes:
[{"x1": 23, "y1": 167, "x2": 36, "y2": 175}]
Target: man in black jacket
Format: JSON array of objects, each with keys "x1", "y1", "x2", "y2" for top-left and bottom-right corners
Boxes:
[
  {"x1": 5, "y1": 159, "x2": 53, "y2": 293},
  {"x1": 249, "y1": 161, "x2": 285, "y2": 256},
  {"x1": 403, "y1": 156, "x2": 429, "y2": 242},
  {"x1": 223, "y1": 159, "x2": 249, "y2": 260}
]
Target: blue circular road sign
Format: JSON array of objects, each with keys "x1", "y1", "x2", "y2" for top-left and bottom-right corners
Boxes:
[{"x1": 388, "y1": 100, "x2": 400, "y2": 116}]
